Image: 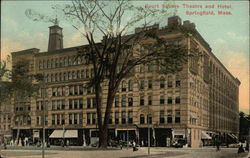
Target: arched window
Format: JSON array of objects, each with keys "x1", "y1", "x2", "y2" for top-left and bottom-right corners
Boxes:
[
  {"x1": 140, "y1": 114, "x2": 145, "y2": 124},
  {"x1": 121, "y1": 80, "x2": 127, "y2": 92},
  {"x1": 160, "y1": 77, "x2": 165, "y2": 88}
]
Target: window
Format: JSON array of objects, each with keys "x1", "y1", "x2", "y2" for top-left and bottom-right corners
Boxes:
[
  {"x1": 69, "y1": 86, "x2": 73, "y2": 96},
  {"x1": 167, "y1": 110, "x2": 172, "y2": 123},
  {"x1": 57, "y1": 87, "x2": 61, "y2": 96},
  {"x1": 79, "y1": 113, "x2": 83, "y2": 124},
  {"x1": 57, "y1": 114, "x2": 60, "y2": 125},
  {"x1": 74, "y1": 85, "x2": 78, "y2": 95},
  {"x1": 109, "y1": 112, "x2": 113, "y2": 124},
  {"x1": 92, "y1": 113, "x2": 96, "y2": 125},
  {"x1": 159, "y1": 95, "x2": 165, "y2": 104},
  {"x1": 128, "y1": 80, "x2": 133, "y2": 91},
  {"x1": 140, "y1": 114, "x2": 145, "y2": 124},
  {"x1": 68, "y1": 72, "x2": 71, "y2": 80},
  {"x1": 63, "y1": 72, "x2": 66, "y2": 81},
  {"x1": 148, "y1": 96, "x2": 152, "y2": 105},
  {"x1": 115, "y1": 96, "x2": 119, "y2": 107},
  {"x1": 175, "y1": 110, "x2": 181, "y2": 123},
  {"x1": 168, "y1": 96, "x2": 172, "y2": 104},
  {"x1": 61, "y1": 114, "x2": 65, "y2": 125},
  {"x1": 176, "y1": 75, "x2": 181, "y2": 87},
  {"x1": 160, "y1": 110, "x2": 165, "y2": 124},
  {"x1": 87, "y1": 113, "x2": 90, "y2": 124},
  {"x1": 62, "y1": 100, "x2": 65, "y2": 110},
  {"x1": 52, "y1": 114, "x2": 55, "y2": 125},
  {"x1": 62, "y1": 87, "x2": 65, "y2": 96},
  {"x1": 52, "y1": 88, "x2": 56, "y2": 97},
  {"x1": 147, "y1": 114, "x2": 152, "y2": 124},
  {"x1": 77, "y1": 70, "x2": 80, "y2": 79},
  {"x1": 92, "y1": 98, "x2": 96, "y2": 108},
  {"x1": 74, "y1": 99, "x2": 78, "y2": 109},
  {"x1": 87, "y1": 98, "x2": 91, "y2": 108},
  {"x1": 69, "y1": 99, "x2": 73, "y2": 109},
  {"x1": 147, "y1": 64, "x2": 153, "y2": 72},
  {"x1": 72, "y1": 71, "x2": 75, "y2": 80},
  {"x1": 140, "y1": 64, "x2": 145, "y2": 73},
  {"x1": 55, "y1": 73, "x2": 58, "y2": 82},
  {"x1": 79, "y1": 99, "x2": 83, "y2": 109},
  {"x1": 81, "y1": 70, "x2": 85, "y2": 79},
  {"x1": 115, "y1": 112, "x2": 119, "y2": 124},
  {"x1": 148, "y1": 80, "x2": 152, "y2": 89},
  {"x1": 139, "y1": 80, "x2": 144, "y2": 90},
  {"x1": 121, "y1": 111, "x2": 126, "y2": 124},
  {"x1": 160, "y1": 77, "x2": 165, "y2": 88},
  {"x1": 52, "y1": 101, "x2": 56, "y2": 110},
  {"x1": 74, "y1": 113, "x2": 78, "y2": 124},
  {"x1": 175, "y1": 96, "x2": 180, "y2": 104},
  {"x1": 57, "y1": 100, "x2": 60, "y2": 110},
  {"x1": 128, "y1": 97, "x2": 133, "y2": 107},
  {"x1": 128, "y1": 111, "x2": 133, "y2": 124},
  {"x1": 79, "y1": 85, "x2": 83, "y2": 95},
  {"x1": 121, "y1": 95, "x2": 126, "y2": 107},
  {"x1": 168, "y1": 76, "x2": 173, "y2": 88},
  {"x1": 121, "y1": 81, "x2": 127, "y2": 92},
  {"x1": 69, "y1": 113, "x2": 72, "y2": 124},
  {"x1": 37, "y1": 116, "x2": 40, "y2": 125},
  {"x1": 140, "y1": 96, "x2": 144, "y2": 106}
]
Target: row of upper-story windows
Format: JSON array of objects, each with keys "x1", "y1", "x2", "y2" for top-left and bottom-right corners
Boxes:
[
  {"x1": 51, "y1": 113, "x2": 83, "y2": 125},
  {"x1": 38, "y1": 55, "x2": 89, "y2": 70},
  {"x1": 114, "y1": 94, "x2": 181, "y2": 107},
  {"x1": 119, "y1": 76, "x2": 181, "y2": 92},
  {"x1": 44, "y1": 69, "x2": 94, "y2": 83}
]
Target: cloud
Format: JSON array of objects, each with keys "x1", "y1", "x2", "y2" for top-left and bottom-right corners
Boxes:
[{"x1": 227, "y1": 32, "x2": 249, "y2": 42}]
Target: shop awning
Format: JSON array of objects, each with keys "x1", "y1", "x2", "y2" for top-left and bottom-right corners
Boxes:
[
  {"x1": 201, "y1": 131, "x2": 212, "y2": 139},
  {"x1": 65, "y1": 130, "x2": 78, "y2": 138},
  {"x1": 49, "y1": 130, "x2": 78, "y2": 138},
  {"x1": 228, "y1": 133, "x2": 238, "y2": 139}
]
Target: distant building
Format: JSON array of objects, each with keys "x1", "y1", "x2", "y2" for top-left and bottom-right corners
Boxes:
[
  {"x1": 10, "y1": 16, "x2": 240, "y2": 147},
  {"x1": 0, "y1": 88, "x2": 12, "y2": 144}
]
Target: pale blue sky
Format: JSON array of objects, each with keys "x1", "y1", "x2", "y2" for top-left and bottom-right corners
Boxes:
[{"x1": 1, "y1": 0, "x2": 249, "y2": 114}]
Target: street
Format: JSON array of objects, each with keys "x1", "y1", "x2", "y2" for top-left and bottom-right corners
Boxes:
[{"x1": 0, "y1": 146, "x2": 249, "y2": 158}]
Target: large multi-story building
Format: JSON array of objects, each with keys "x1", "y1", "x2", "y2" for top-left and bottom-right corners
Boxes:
[{"x1": 10, "y1": 16, "x2": 240, "y2": 147}]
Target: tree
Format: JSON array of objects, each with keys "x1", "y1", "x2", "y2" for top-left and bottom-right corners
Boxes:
[
  {"x1": 26, "y1": 0, "x2": 193, "y2": 148},
  {"x1": 10, "y1": 59, "x2": 43, "y2": 144},
  {"x1": 0, "y1": 57, "x2": 12, "y2": 103},
  {"x1": 239, "y1": 111, "x2": 250, "y2": 142}
]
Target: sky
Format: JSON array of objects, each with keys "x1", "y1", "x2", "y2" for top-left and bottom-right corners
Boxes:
[{"x1": 1, "y1": 1, "x2": 249, "y2": 114}]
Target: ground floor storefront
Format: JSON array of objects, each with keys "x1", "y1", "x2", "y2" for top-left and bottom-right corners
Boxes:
[{"x1": 10, "y1": 128, "x2": 238, "y2": 148}]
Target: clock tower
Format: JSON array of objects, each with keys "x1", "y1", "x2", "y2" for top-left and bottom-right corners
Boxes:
[{"x1": 48, "y1": 19, "x2": 63, "y2": 51}]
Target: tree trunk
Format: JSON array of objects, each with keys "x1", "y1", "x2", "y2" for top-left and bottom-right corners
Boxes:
[{"x1": 98, "y1": 126, "x2": 108, "y2": 148}]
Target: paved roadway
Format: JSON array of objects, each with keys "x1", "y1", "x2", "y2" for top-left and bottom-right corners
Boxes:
[{"x1": 0, "y1": 146, "x2": 249, "y2": 158}]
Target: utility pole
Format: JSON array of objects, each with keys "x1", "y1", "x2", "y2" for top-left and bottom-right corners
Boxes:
[
  {"x1": 42, "y1": 76, "x2": 45, "y2": 158},
  {"x1": 148, "y1": 105, "x2": 150, "y2": 155}
]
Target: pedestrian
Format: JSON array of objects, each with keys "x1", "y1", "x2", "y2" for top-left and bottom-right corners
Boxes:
[
  {"x1": 132, "y1": 141, "x2": 138, "y2": 152},
  {"x1": 238, "y1": 143, "x2": 245, "y2": 153},
  {"x1": 215, "y1": 139, "x2": 220, "y2": 151}
]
